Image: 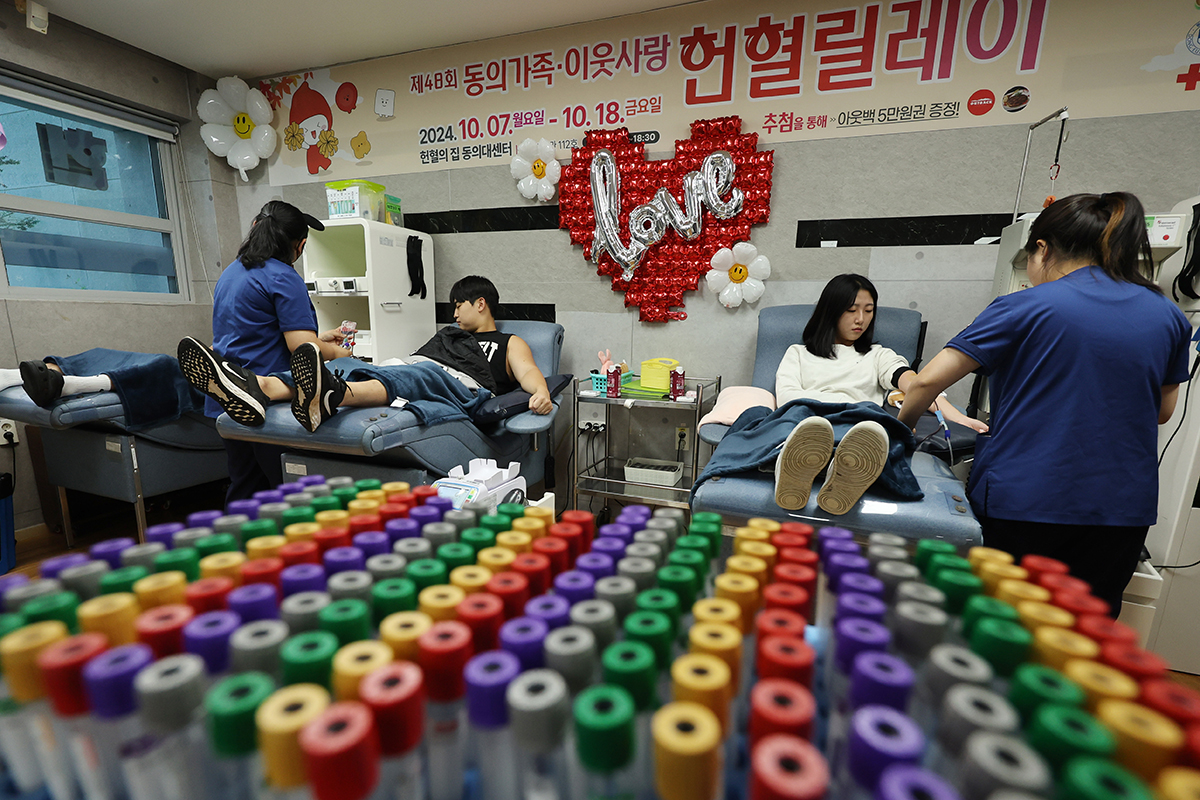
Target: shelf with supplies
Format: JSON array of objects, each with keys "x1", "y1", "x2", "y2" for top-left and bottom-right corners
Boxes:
[{"x1": 572, "y1": 375, "x2": 720, "y2": 510}]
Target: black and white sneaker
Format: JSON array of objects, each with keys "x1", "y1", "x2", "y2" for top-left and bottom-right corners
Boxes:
[
  {"x1": 176, "y1": 337, "x2": 269, "y2": 427},
  {"x1": 290, "y1": 342, "x2": 348, "y2": 432}
]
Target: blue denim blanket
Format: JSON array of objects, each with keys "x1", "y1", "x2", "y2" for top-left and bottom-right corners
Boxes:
[{"x1": 48, "y1": 348, "x2": 202, "y2": 430}]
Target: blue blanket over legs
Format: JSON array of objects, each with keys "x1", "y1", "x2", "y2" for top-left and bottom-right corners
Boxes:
[
  {"x1": 270, "y1": 360, "x2": 492, "y2": 426},
  {"x1": 47, "y1": 348, "x2": 203, "y2": 430},
  {"x1": 691, "y1": 399, "x2": 923, "y2": 503}
]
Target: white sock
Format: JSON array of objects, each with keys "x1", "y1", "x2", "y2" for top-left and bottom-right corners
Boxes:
[
  {"x1": 0, "y1": 369, "x2": 21, "y2": 391},
  {"x1": 60, "y1": 374, "x2": 112, "y2": 397}
]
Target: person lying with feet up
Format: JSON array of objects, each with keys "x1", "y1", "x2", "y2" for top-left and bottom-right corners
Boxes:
[
  {"x1": 179, "y1": 275, "x2": 552, "y2": 433},
  {"x1": 693, "y1": 273, "x2": 986, "y2": 516}
]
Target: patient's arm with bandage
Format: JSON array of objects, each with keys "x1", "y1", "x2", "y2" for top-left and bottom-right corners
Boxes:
[{"x1": 895, "y1": 369, "x2": 989, "y2": 433}]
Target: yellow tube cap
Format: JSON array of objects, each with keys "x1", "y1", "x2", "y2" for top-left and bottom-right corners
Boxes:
[
  {"x1": 1016, "y1": 601, "x2": 1075, "y2": 632},
  {"x1": 715, "y1": 572, "x2": 760, "y2": 630},
  {"x1": 1097, "y1": 699, "x2": 1184, "y2": 782},
  {"x1": 979, "y1": 562, "x2": 1029, "y2": 595},
  {"x1": 246, "y1": 535, "x2": 287, "y2": 561},
  {"x1": 495, "y1": 531, "x2": 532, "y2": 555},
  {"x1": 381, "y1": 482, "x2": 411, "y2": 497},
  {"x1": 671, "y1": 653, "x2": 732, "y2": 734},
  {"x1": 355, "y1": 490, "x2": 386, "y2": 504},
  {"x1": 995, "y1": 579, "x2": 1051, "y2": 607},
  {"x1": 449, "y1": 566, "x2": 492, "y2": 594},
  {"x1": 477, "y1": 547, "x2": 516, "y2": 574},
  {"x1": 511, "y1": 517, "x2": 546, "y2": 540},
  {"x1": 284, "y1": 522, "x2": 321, "y2": 543},
  {"x1": 692, "y1": 597, "x2": 742, "y2": 631},
  {"x1": 0, "y1": 621, "x2": 69, "y2": 703},
  {"x1": 346, "y1": 499, "x2": 381, "y2": 516},
  {"x1": 418, "y1": 585, "x2": 465, "y2": 622},
  {"x1": 332, "y1": 640, "x2": 394, "y2": 701},
  {"x1": 315, "y1": 510, "x2": 351, "y2": 530},
  {"x1": 1063, "y1": 659, "x2": 1140, "y2": 712},
  {"x1": 257, "y1": 683, "x2": 331, "y2": 788},
  {"x1": 1033, "y1": 627, "x2": 1100, "y2": 670},
  {"x1": 77, "y1": 593, "x2": 140, "y2": 646},
  {"x1": 747, "y1": 518, "x2": 781, "y2": 533},
  {"x1": 726, "y1": 554, "x2": 768, "y2": 586},
  {"x1": 967, "y1": 546, "x2": 1014, "y2": 574},
  {"x1": 653, "y1": 701, "x2": 722, "y2": 800},
  {"x1": 688, "y1": 622, "x2": 743, "y2": 689},
  {"x1": 738, "y1": 541, "x2": 778, "y2": 571},
  {"x1": 1158, "y1": 767, "x2": 1200, "y2": 800},
  {"x1": 200, "y1": 552, "x2": 246, "y2": 584},
  {"x1": 523, "y1": 507, "x2": 554, "y2": 527},
  {"x1": 379, "y1": 611, "x2": 433, "y2": 662},
  {"x1": 134, "y1": 571, "x2": 187, "y2": 609},
  {"x1": 734, "y1": 527, "x2": 771, "y2": 546}
]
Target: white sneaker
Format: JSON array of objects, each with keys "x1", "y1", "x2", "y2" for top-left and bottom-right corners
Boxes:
[
  {"x1": 817, "y1": 420, "x2": 889, "y2": 516},
  {"x1": 774, "y1": 416, "x2": 835, "y2": 510}
]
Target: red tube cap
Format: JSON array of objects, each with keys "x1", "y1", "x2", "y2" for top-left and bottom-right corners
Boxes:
[
  {"x1": 511, "y1": 553, "x2": 552, "y2": 596},
  {"x1": 750, "y1": 733, "x2": 828, "y2": 800},
  {"x1": 560, "y1": 511, "x2": 595, "y2": 548},
  {"x1": 547, "y1": 524, "x2": 583, "y2": 563},
  {"x1": 456, "y1": 593, "x2": 505, "y2": 654},
  {"x1": 241, "y1": 557, "x2": 285, "y2": 589},
  {"x1": 1053, "y1": 591, "x2": 1109, "y2": 618},
  {"x1": 185, "y1": 576, "x2": 233, "y2": 614},
  {"x1": 486, "y1": 571, "x2": 530, "y2": 620},
  {"x1": 749, "y1": 678, "x2": 816, "y2": 746},
  {"x1": 348, "y1": 515, "x2": 382, "y2": 536},
  {"x1": 299, "y1": 701, "x2": 380, "y2": 800},
  {"x1": 779, "y1": 522, "x2": 814, "y2": 537},
  {"x1": 418, "y1": 621, "x2": 472, "y2": 702},
  {"x1": 771, "y1": 533, "x2": 809, "y2": 551},
  {"x1": 37, "y1": 632, "x2": 109, "y2": 716},
  {"x1": 279, "y1": 541, "x2": 321, "y2": 567},
  {"x1": 135, "y1": 604, "x2": 195, "y2": 659},
  {"x1": 762, "y1": 585, "x2": 810, "y2": 619},
  {"x1": 1184, "y1": 724, "x2": 1200, "y2": 770},
  {"x1": 531, "y1": 537, "x2": 569, "y2": 577},
  {"x1": 1075, "y1": 614, "x2": 1139, "y2": 648},
  {"x1": 1020, "y1": 554, "x2": 1069, "y2": 585},
  {"x1": 757, "y1": 636, "x2": 816, "y2": 688},
  {"x1": 1040, "y1": 573, "x2": 1090, "y2": 595},
  {"x1": 313, "y1": 529, "x2": 352, "y2": 555},
  {"x1": 377, "y1": 503, "x2": 409, "y2": 522},
  {"x1": 411, "y1": 486, "x2": 439, "y2": 504},
  {"x1": 1140, "y1": 679, "x2": 1200, "y2": 728},
  {"x1": 756, "y1": 607, "x2": 807, "y2": 641},
  {"x1": 1099, "y1": 641, "x2": 1168, "y2": 684},
  {"x1": 359, "y1": 661, "x2": 425, "y2": 756},
  {"x1": 778, "y1": 548, "x2": 819, "y2": 571}
]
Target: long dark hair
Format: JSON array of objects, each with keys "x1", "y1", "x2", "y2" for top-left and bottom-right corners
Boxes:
[
  {"x1": 803, "y1": 273, "x2": 879, "y2": 358},
  {"x1": 237, "y1": 201, "x2": 311, "y2": 269},
  {"x1": 1025, "y1": 192, "x2": 1159, "y2": 292}
]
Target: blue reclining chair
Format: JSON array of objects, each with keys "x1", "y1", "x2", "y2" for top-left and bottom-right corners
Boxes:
[
  {"x1": 215, "y1": 320, "x2": 566, "y2": 487},
  {"x1": 0, "y1": 387, "x2": 227, "y2": 545},
  {"x1": 691, "y1": 305, "x2": 982, "y2": 545}
]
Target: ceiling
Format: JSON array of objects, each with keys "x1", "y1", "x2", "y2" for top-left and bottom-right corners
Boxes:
[{"x1": 44, "y1": 0, "x2": 693, "y2": 80}]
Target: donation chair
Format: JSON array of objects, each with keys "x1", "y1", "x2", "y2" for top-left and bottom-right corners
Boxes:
[
  {"x1": 691, "y1": 304, "x2": 983, "y2": 545},
  {"x1": 215, "y1": 321, "x2": 567, "y2": 488},
  {"x1": 0, "y1": 388, "x2": 228, "y2": 545}
]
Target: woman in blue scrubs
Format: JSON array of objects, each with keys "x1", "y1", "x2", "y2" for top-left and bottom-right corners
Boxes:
[
  {"x1": 179, "y1": 200, "x2": 350, "y2": 502},
  {"x1": 900, "y1": 192, "x2": 1192, "y2": 614}
]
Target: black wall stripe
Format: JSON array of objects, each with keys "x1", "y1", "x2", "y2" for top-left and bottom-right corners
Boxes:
[
  {"x1": 405, "y1": 206, "x2": 559, "y2": 234},
  {"x1": 436, "y1": 302, "x2": 556, "y2": 324},
  {"x1": 796, "y1": 213, "x2": 1011, "y2": 248}
]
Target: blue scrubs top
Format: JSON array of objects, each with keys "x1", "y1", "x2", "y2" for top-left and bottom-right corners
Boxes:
[
  {"x1": 949, "y1": 267, "x2": 1191, "y2": 527},
  {"x1": 206, "y1": 256, "x2": 317, "y2": 417}
]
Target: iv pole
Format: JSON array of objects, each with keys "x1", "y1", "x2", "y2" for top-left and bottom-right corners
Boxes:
[{"x1": 1013, "y1": 106, "x2": 1069, "y2": 223}]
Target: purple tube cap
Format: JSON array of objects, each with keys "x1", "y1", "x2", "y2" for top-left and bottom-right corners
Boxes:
[
  {"x1": 499, "y1": 616, "x2": 549, "y2": 671},
  {"x1": 276, "y1": 482, "x2": 305, "y2": 496},
  {"x1": 281, "y1": 564, "x2": 327, "y2": 596},
  {"x1": 840, "y1": 572, "x2": 885, "y2": 599},
  {"x1": 613, "y1": 513, "x2": 647, "y2": 531},
  {"x1": 39, "y1": 553, "x2": 89, "y2": 580},
  {"x1": 187, "y1": 510, "x2": 223, "y2": 529},
  {"x1": 848, "y1": 706, "x2": 925, "y2": 793},
  {"x1": 553, "y1": 570, "x2": 595, "y2": 605},
  {"x1": 591, "y1": 538, "x2": 627, "y2": 560},
  {"x1": 597, "y1": 524, "x2": 633, "y2": 543},
  {"x1": 828, "y1": 553, "x2": 871, "y2": 590},
  {"x1": 0, "y1": 573, "x2": 28, "y2": 596},
  {"x1": 875, "y1": 765, "x2": 960, "y2": 800},
  {"x1": 850, "y1": 651, "x2": 916, "y2": 711},
  {"x1": 253, "y1": 490, "x2": 285, "y2": 504},
  {"x1": 298, "y1": 475, "x2": 327, "y2": 487},
  {"x1": 425, "y1": 497, "x2": 453, "y2": 513},
  {"x1": 822, "y1": 539, "x2": 863, "y2": 564},
  {"x1": 623, "y1": 505, "x2": 653, "y2": 518},
  {"x1": 226, "y1": 499, "x2": 260, "y2": 519},
  {"x1": 324, "y1": 546, "x2": 366, "y2": 575},
  {"x1": 836, "y1": 592, "x2": 888, "y2": 625},
  {"x1": 835, "y1": 617, "x2": 892, "y2": 675},
  {"x1": 524, "y1": 594, "x2": 571, "y2": 630},
  {"x1": 83, "y1": 644, "x2": 155, "y2": 719},
  {"x1": 353, "y1": 532, "x2": 390, "y2": 557},
  {"x1": 385, "y1": 518, "x2": 421, "y2": 542},
  {"x1": 145, "y1": 522, "x2": 184, "y2": 549},
  {"x1": 226, "y1": 583, "x2": 280, "y2": 622},
  {"x1": 575, "y1": 552, "x2": 615, "y2": 580},
  {"x1": 184, "y1": 610, "x2": 242, "y2": 673},
  {"x1": 409, "y1": 506, "x2": 442, "y2": 524},
  {"x1": 90, "y1": 538, "x2": 136, "y2": 569},
  {"x1": 465, "y1": 649, "x2": 522, "y2": 729}
]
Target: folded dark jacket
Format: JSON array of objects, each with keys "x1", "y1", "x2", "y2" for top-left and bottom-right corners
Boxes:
[{"x1": 413, "y1": 327, "x2": 497, "y2": 393}]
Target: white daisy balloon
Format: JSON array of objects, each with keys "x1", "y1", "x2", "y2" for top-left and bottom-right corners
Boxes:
[
  {"x1": 197, "y1": 76, "x2": 276, "y2": 181},
  {"x1": 705, "y1": 242, "x2": 771, "y2": 308},
  {"x1": 510, "y1": 138, "x2": 561, "y2": 202}
]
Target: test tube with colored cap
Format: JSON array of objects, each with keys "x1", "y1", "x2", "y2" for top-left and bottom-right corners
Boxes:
[
  {"x1": 500, "y1": 616, "x2": 549, "y2": 671},
  {"x1": 379, "y1": 612, "x2": 432, "y2": 663},
  {"x1": 360, "y1": 660, "x2": 425, "y2": 800},
  {"x1": 206, "y1": 671, "x2": 276, "y2": 800},
  {"x1": 826, "y1": 651, "x2": 915, "y2": 779},
  {"x1": 957, "y1": 731, "x2": 1052, "y2": 800},
  {"x1": 280, "y1": 592, "x2": 332, "y2": 635},
  {"x1": 545, "y1": 625, "x2": 598, "y2": 697},
  {"x1": 602, "y1": 640, "x2": 657, "y2": 800},
  {"x1": 924, "y1": 684, "x2": 1019, "y2": 785},
  {"x1": 131, "y1": 653, "x2": 212, "y2": 800},
  {"x1": 230, "y1": 620, "x2": 290, "y2": 681},
  {"x1": 749, "y1": 679, "x2": 816, "y2": 747},
  {"x1": 907, "y1": 644, "x2": 993, "y2": 736},
  {"x1": 869, "y1": 765, "x2": 958, "y2": 800},
  {"x1": 82, "y1": 643, "x2": 155, "y2": 800},
  {"x1": 570, "y1": 599, "x2": 618, "y2": 653},
  {"x1": 331, "y1": 640, "x2": 393, "y2": 702},
  {"x1": 38, "y1": 633, "x2": 112, "y2": 800},
  {"x1": 0, "y1": 616, "x2": 44, "y2": 795},
  {"x1": 652, "y1": 701, "x2": 722, "y2": 800},
  {"x1": 184, "y1": 610, "x2": 242, "y2": 676},
  {"x1": 280, "y1": 630, "x2": 339, "y2": 691},
  {"x1": 750, "y1": 733, "x2": 828, "y2": 800},
  {"x1": 837, "y1": 706, "x2": 924, "y2": 800},
  {"x1": 418, "y1": 621, "x2": 473, "y2": 800},
  {"x1": 508, "y1": 669, "x2": 577, "y2": 800},
  {"x1": 1025, "y1": 703, "x2": 1115, "y2": 775},
  {"x1": 456, "y1": 593, "x2": 504, "y2": 654},
  {"x1": 465, "y1": 650, "x2": 522, "y2": 800},
  {"x1": 257, "y1": 683, "x2": 331, "y2": 794},
  {"x1": 575, "y1": 684, "x2": 637, "y2": 800}
]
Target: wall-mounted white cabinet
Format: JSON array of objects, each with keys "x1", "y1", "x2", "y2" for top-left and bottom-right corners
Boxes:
[{"x1": 301, "y1": 219, "x2": 435, "y2": 362}]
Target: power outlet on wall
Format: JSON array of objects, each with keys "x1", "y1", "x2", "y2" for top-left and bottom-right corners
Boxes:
[
  {"x1": 0, "y1": 419, "x2": 18, "y2": 446},
  {"x1": 675, "y1": 426, "x2": 690, "y2": 452}
]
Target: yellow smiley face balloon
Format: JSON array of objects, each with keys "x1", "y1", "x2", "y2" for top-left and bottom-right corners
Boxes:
[
  {"x1": 728, "y1": 263, "x2": 749, "y2": 283},
  {"x1": 232, "y1": 113, "x2": 255, "y2": 139}
]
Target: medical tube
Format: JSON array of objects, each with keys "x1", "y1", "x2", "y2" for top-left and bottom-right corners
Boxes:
[
  {"x1": 230, "y1": 620, "x2": 290, "y2": 681},
  {"x1": 6, "y1": 579, "x2": 65, "y2": 613},
  {"x1": 500, "y1": 616, "x2": 549, "y2": 672},
  {"x1": 280, "y1": 592, "x2": 332, "y2": 635},
  {"x1": 206, "y1": 671, "x2": 275, "y2": 800},
  {"x1": 280, "y1": 631, "x2": 339, "y2": 692},
  {"x1": 0, "y1": 615, "x2": 43, "y2": 796},
  {"x1": 870, "y1": 765, "x2": 958, "y2": 800},
  {"x1": 418, "y1": 621, "x2": 472, "y2": 800},
  {"x1": 671, "y1": 653, "x2": 733, "y2": 775},
  {"x1": 508, "y1": 669, "x2": 575, "y2": 800},
  {"x1": 570, "y1": 600, "x2": 618, "y2": 653},
  {"x1": 834, "y1": 706, "x2": 924, "y2": 800},
  {"x1": 652, "y1": 701, "x2": 722, "y2": 800},
  {"x1": 526, "y1": 594, "x2": 571, "y2": 631},
  {"x1": 82, "y1": 644, "x2": 155, "y2": 800},
  {"x1": 553, "y1": 571, "x2": 595, "y2": 606},
  {"x1": 544, "y1": 625, "x2": 598, "y2": 697},
  {"x1": 1024, "y1": 704, "x2": 1115, "y2": 775},
  {"x1": 874, "y1": 563, "x2": 921, "y2": 605},
  {"x1": 130, "y1": 653, "x2": 212, "y2": 800},
  {"x1": 825, "y1": 652, "x2": 914, "y2": 777},
  {"x1": 968, "y1": 617, "x2": 1032, "y2": 694},
  {"x1": 594, "y1": 577, "x2": 638, "y2": 623},
  {"x1": 299, "y1": 702, "x2": 381, "y2": 800},
  {"x1": 957, "y1": 732, "x2": 1052, "y2": 800},
  {"x1": 257, "y1": 683, "x2": 330, "y2": 800},
  {"x1": 59, "y1": 562, "x2": 110, "y2": 602},
  {"x1": 823, "y1": 618, "x2": 891, "y2": 747},
  {"x1": 360, "y1": 661, "x2": 424, "y2": 800},
  {"x1": 750, "y1": 733, "x2": 828, "y2": 800},
  {"x1": 331, "y1": 641, "x2": 393, "y2": 702},
  {"x1": 602, "y1": 641, "x2": 657, "y2": 800},
  {"x1": 575, "y1": 685, "x2": 636, "y2": 800},
  {"x1": 184, "y1": 610, "x2": 241, "y2": 678},
  {"x1": 465, "y1": 650, "x2": 521, "y2": 800},
  {"x1": 1005, "y1": 663, "x2": 1085, "y2": 725},
  {"x1": 748, "y1": 679, "x2": 816, "y2": 748},
  {"x1": 135, "y1": 604, "x2": 194, "y2": 659},
  {"x1": 923, "y1": 684, "x2": 1019, "y2": 786},
  {"x1": 39, "y1": 633, "x2": 111, "y2": 800},
  {"x1": 906, "y1": 644, "x2": 993, "y2": 736},
  {"x1": 455, "y1": 593, "x2": 504, "y2": 654}
]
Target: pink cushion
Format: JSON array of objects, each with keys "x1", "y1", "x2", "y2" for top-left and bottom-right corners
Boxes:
[{"x1": 699, "y1": 386, "x2": 776, "y2": 427}]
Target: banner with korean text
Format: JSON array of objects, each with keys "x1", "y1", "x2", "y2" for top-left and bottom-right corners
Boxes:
[{"x1": 262, "y1": 0, "x2": 1200, "y2": 184}]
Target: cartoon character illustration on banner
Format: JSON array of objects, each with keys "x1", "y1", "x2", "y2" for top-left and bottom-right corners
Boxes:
[
  {"x1": 283, "y1": 81, "x2": 338, "y2": 175},
  {"x1": 336, "y1": 82, "x2": 360, "y2": 114},
  {"x1": 558, "y1": 116, "x2": 774, "y2": 322},
  {"x1": 374, "y1": 89, "x2": 396, "y2": 120},
  {"x1": 351, "y1": 131, "x2": 371, "y2": 160}
]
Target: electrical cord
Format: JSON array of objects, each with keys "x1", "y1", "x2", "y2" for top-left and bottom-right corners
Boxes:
[{"x1": 1149, "y1": 348, "x2": 1200, "y2": 569}]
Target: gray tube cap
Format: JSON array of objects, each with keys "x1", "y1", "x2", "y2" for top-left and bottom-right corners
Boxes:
[
  {"x1": 5, "y1": 578, "x2": 64, "y2": 612},
  {"x1": 960, "y1": 732, "x2": 1052, "y2": 800},
  {"x1": 230, "y1": 619, "x2": 290, "y2": 680},
  {"x1": 868, "y1": 545, "x2": 910, "y2": 569},
  {"x1": 121, "y1": 543, "x2": 165, "y2": 571},
  {"x1": 135, "y1": 653, "x2": 208, "y2": 734},
  {"x1": 616, "y1": 557, "x2": 657, "y2": 592},
  {"x1": 544, "y1": 625, "x2": 597, "y2": 696},
  {"x1": 918, "y1": 644, "x2": 994, "y2": 709},
  {"x1": 422, "y1": 522, "x2": 458, "y2": 549},
  {"x1": 642, "y1": 518, "x2": 679, "y2": 547},
  {"x1": 60, "y1": 561, "x2": 110, "y2": 601},
  {"x1": 937, "y1": 684, "x2": 1020, "y2": 756},
  {"x1": 624, "y1": 543, "x2": 663, "y2": 568},
  {"x1": 507, "y1": 669, "x2": 570, "y2": 755},
  {"x1": 867, "y1": 533, "x2": 907, "y2": 549},
  {"x1": 393, "y1": 538, "x2": 432, "y2": 560},
  {"x1": 366, "y1": 554, "x2": 407, "y2": 582},
  {"x1": 281, "y1": 591, "x2": 332, "y2": 633},
  {"x1": 896, "y1": 581, "x2": 946, "y2": 609},
  {"x1": 894, "y1": 601, "x2": 950, "y2": 662},
  {"x1": 442, "y1": 510, "x2": 476, "y2": 534},
  {"x1": 173, "y1": 528, "x2": 213, "y2": 549},
  {"x1": 594, "y1": 576, "x2": 638, "y2": 621},
  {"x1": 569, "y1": 600, "x2": 618, "y2": 652},
  {"x1": 875, "y1": 561, "x2": 921, "y2": 601},
  {"x1": 327, "y1": 571, "x2": 373, "y2": 604}
]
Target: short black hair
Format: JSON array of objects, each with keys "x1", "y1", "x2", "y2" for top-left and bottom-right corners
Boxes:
[
  {"x1": 803, "y1": 273, "x2": 879, "y2": 358},
  {"x1": 450, "y1": 275, "x2": 501, "y2": 315}
]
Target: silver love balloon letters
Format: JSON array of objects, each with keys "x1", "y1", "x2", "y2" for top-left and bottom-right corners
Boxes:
[{"x1": 589, "y1": 149, "x2": 744, "y2": 280}]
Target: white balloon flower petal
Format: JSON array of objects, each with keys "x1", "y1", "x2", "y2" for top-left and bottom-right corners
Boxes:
[
  {"x1": 216, "y1": 77, "x2": 250, "y2": 113},
  {"x1": 740, "y1": 277, "x2": 766, "y2": 304},
  {"x1": 511, "y1": 157, "x2": 532, "y2": 180},
  {"x1": 510, "y1": 138, "x2": 561, "y2": 203},
  {"x1": 747, "y1": 255, "x2": 771, "y2": 280},
  {"x1": 710, "y1": 247, "x2": 735, "y2": 271},
  {"x1": 718, "y1": 282, "x2": 744, "y2": 308},
  {"x1": 732, "y1": 241, "x2": 758, "y2": 265},
  {"x1": 517, "y1": 138, "x2": 540, "y2": 161},
  {"x1": 705, "y1": 268, "x2": 731, "y2": 292}
]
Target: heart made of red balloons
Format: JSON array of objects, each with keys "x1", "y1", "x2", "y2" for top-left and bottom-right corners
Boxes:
[{"x1": 558, "y1": 116, "x2": 774, "y2": 323}]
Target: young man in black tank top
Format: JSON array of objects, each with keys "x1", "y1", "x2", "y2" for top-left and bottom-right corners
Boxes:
[{"x1": 180, "y1": 275, "x2": 553, "y2": 431}]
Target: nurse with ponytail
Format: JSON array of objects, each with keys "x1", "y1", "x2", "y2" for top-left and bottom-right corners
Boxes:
[{"x1": 900, "y1": 192, "x2": 1192, "y2": 613}]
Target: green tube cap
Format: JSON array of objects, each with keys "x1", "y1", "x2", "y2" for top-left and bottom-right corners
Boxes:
[
  {"x1": 925, "y1": 553, "x2": 972, "y2": 583},
  {"x1": 690, "y1": 513, "x2": 722, "y2": 528},
  {"x1": 574, "y1": 684, "x2": 635, "y2": 774},
  {"x1": 667, "y1": 549, "x2": 707, "y2": 590},
  {"x1": 674, "y1": 535, "x2": 711, "y2": 562},
  {"x1": 656, "y1": 566, "x2": 697, "y2": 610},
  {"x1": 206, "y1": 671, "x2": 276, "y2": 756},
  {"x1": 935, "y1": 569, "x2": 984, "y2": 615},
  {"x1": 280, "y1": 507, "x2": 316, "y2": 528},
  {"x1": 497, "y1": 503, "x2": 526, "y2": 520},
  {"x1": 602, "y1": 640, "x2": 658, "y2": 712},
  {"x1": 1058, "y1": 757, "x2": 1150, "y2": 800},
  {"x1": 688, "y1": 522, "x2": 721, "y2": 554},
  {"x1": 332, "y1": 487, "x2": 360, "y2": 508},
  {"x1": 280, "y1": 630, "x2": 339, "y2": 690},
  {"x1": 914, "y1": 539, "x2": 957, "y2": 572},
  {"x1": 406, "y1": 559, "x2": 448, "y2": 592},
  {"x1": 100, "y1": 565, "x2": 149, "y2": 595},
  {"x1": 22, "y1": 591, "x2": 80, "y2": 633},
  {"x1": 195, "y1": 534, "x2": 239, "y2": 559},
  {"x1": 623, "y1": 611, "x2": 673, "y2": 670},
  {"x1": 154, "y1": 548, "x2": 200, "y2": 582},
  {"x1": 317, "y1": 598, "x2": 372, "y2": 646},
  {"x1": 1009, "y1": 664, "x2": 1085, "y2": 722},
  {"x1": 354, "y1": 479, "x2": 382, "y2": 492},
  {"x1": 635, "y1": 589, "x2": 681, "y2": 633},
  {"x1": 371, "y1": 578, "x2": 417, "y2": 626},
  {"x1": 460, "y1": 528, "x2": 496, "y2": 553},
  {"x1": 436, "y1": 543, "x2": 475, "y2": 572},
  {"x1": 969, "y1": 616, "x2": 1032, "y2": 677},
  {"x1": 961, "y1": 594, "x2": 1019, "y2": 639},
  {"x1": 479, "y1": 514, "x2": 513, "y2": 536},
  {"x1": 1028, "y1": 706, "x2": 1116, "y2": 774},
  {"x1": 240, "y1": 519, "x2": 278, "y2": 545},
  {"x1": 310, "y1": 496, "x2": 342, "y2": 514}
]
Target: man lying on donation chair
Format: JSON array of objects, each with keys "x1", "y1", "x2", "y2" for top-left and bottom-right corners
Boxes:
[
  {"x1": 692, "y1": 273, "x2": 986, "y2": 516},
  {"x1": 178, "y1": 275, "x2": 555, "y2": 434}
]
